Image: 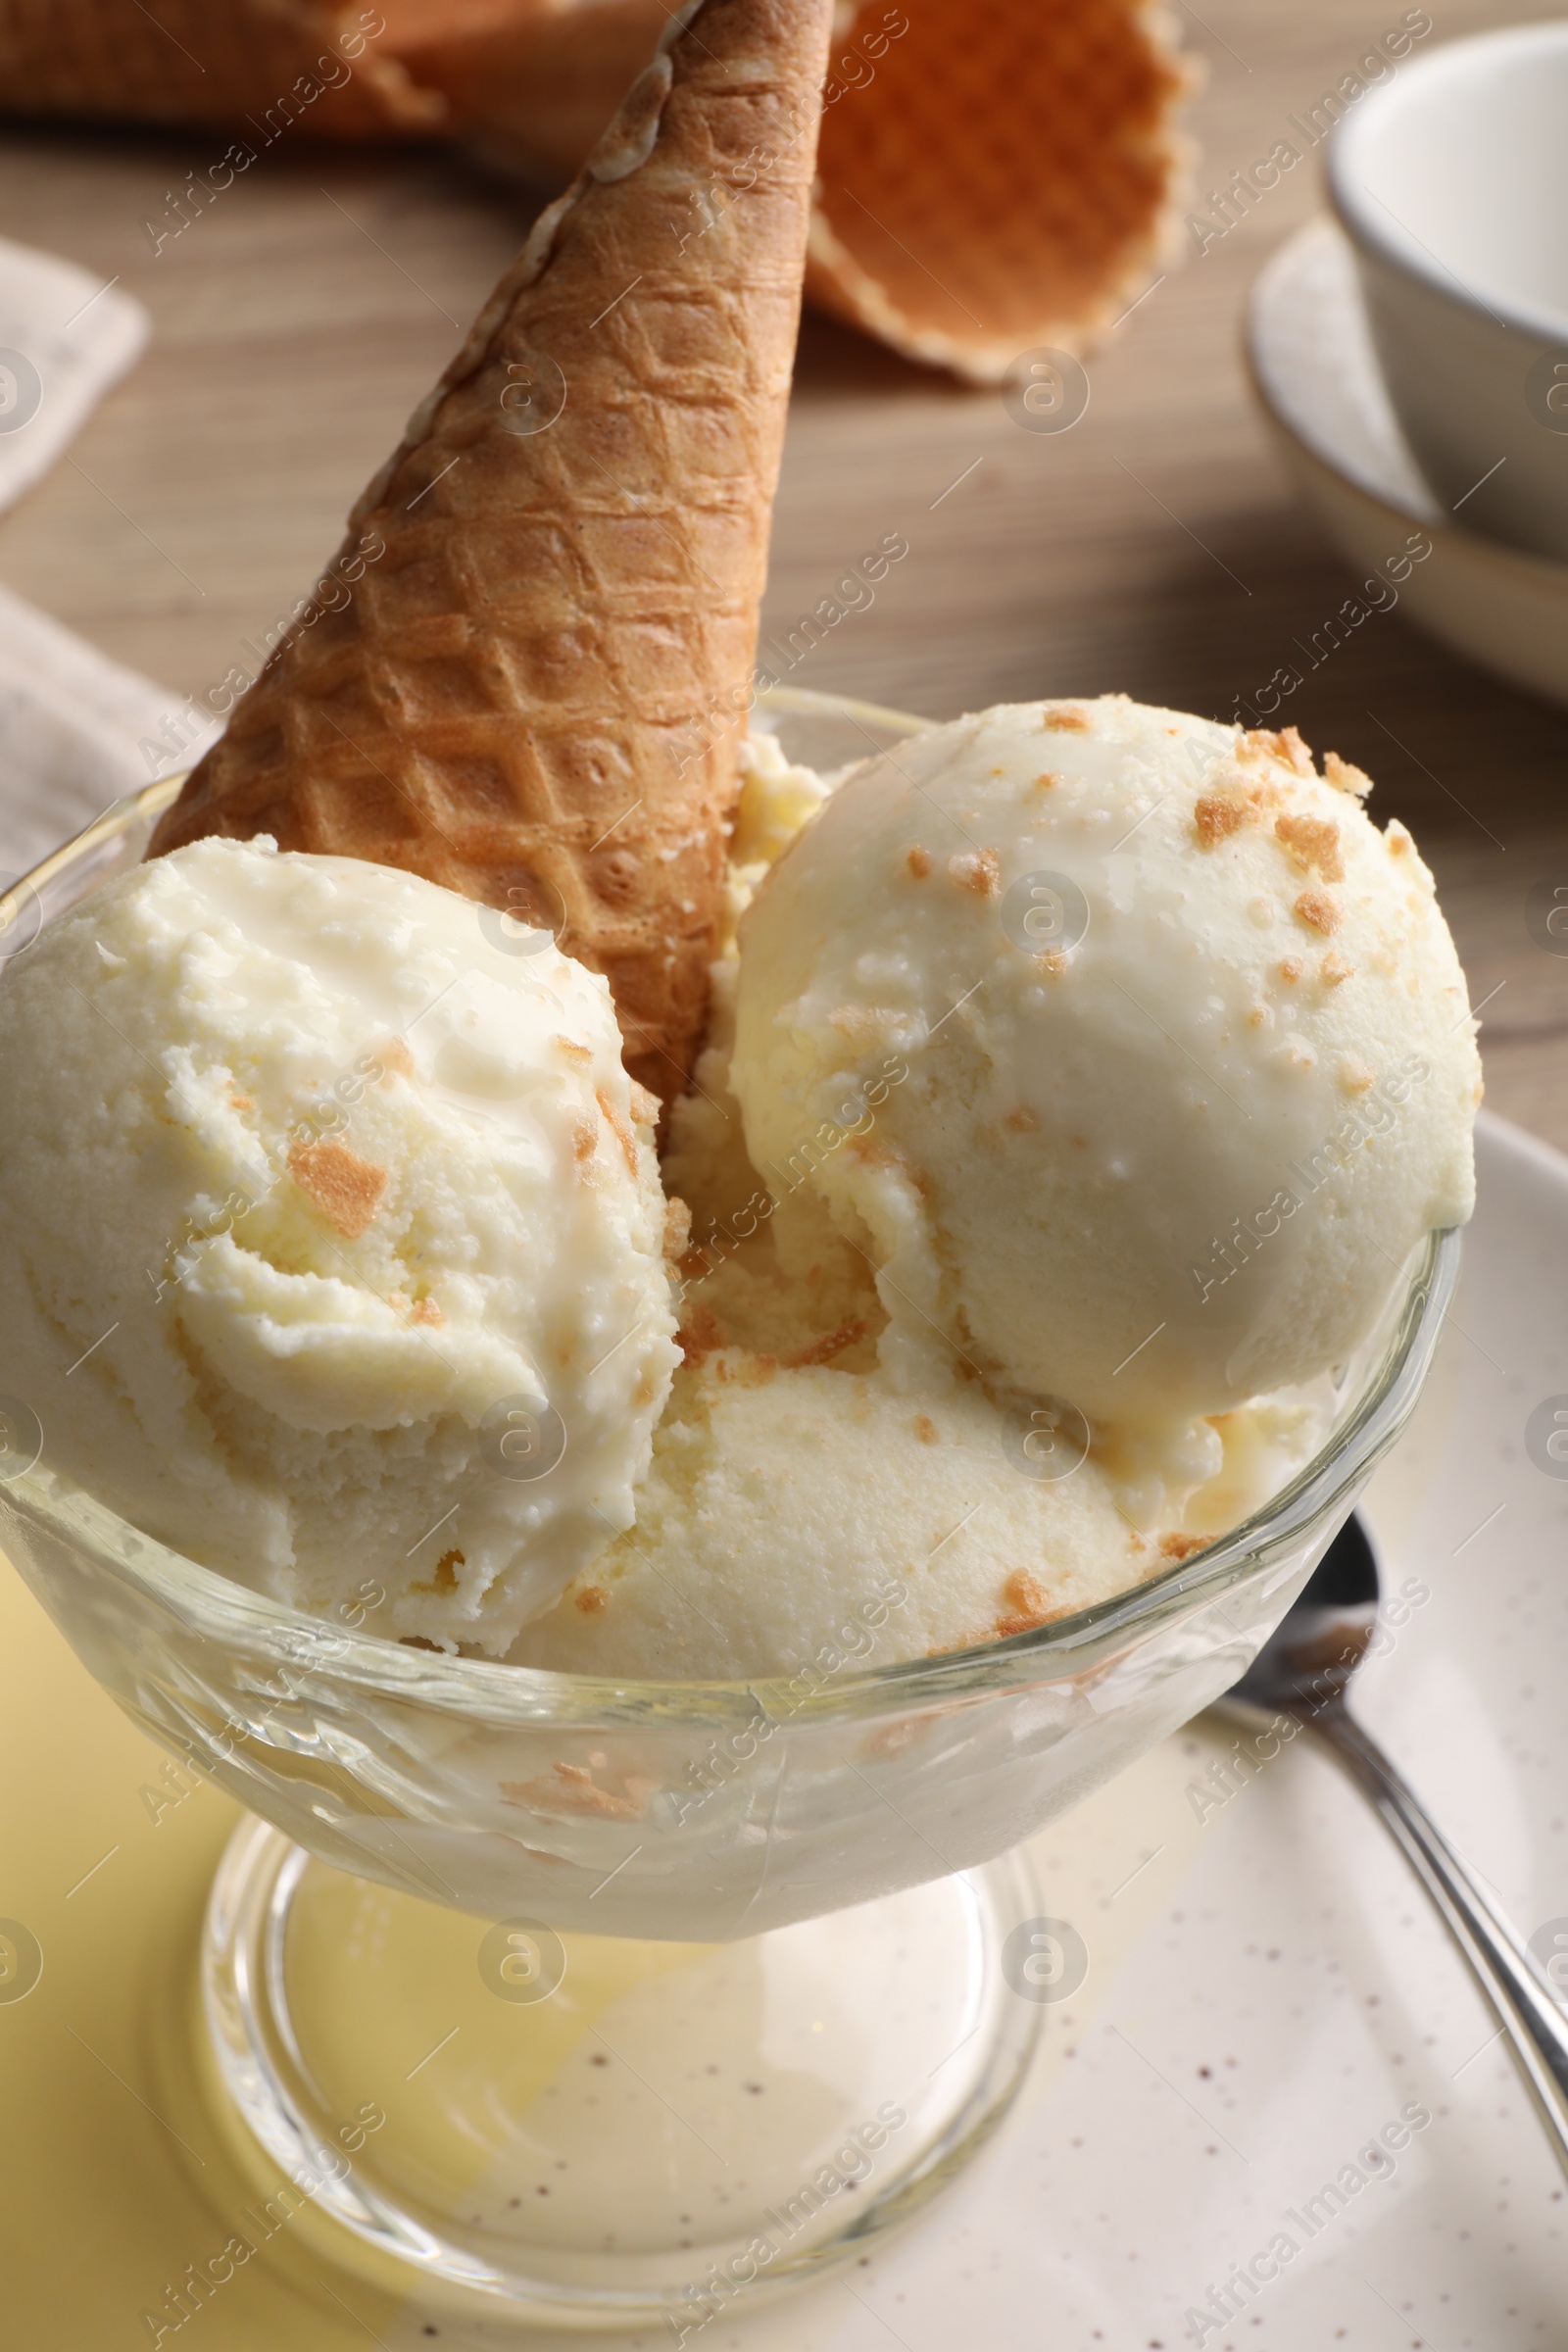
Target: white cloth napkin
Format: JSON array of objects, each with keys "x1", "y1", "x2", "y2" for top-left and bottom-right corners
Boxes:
[
  {"x1": 0, "y1": 237, "x2": 220, "y2": 880},
  {"x1": 0, "y1": 235, "x2": 148, "y2": 516},
  {"x1": 0, "y1": 581, "x2": 220, "y2": 880}
]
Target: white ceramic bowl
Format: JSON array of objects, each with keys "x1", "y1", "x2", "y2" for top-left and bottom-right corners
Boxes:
[{"x1": 1327, "y1": 21, "x2": 1568, "y2": 562}]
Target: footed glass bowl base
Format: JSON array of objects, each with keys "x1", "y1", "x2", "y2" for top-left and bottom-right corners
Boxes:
[{"x1": 200, "y1": 1816, "x2": 1045, "y2": 2333}]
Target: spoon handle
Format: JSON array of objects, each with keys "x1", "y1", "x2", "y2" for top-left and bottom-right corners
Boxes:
[{"x1": 1308, "y1": 1698, "x2": 1568, "y2": 2176}]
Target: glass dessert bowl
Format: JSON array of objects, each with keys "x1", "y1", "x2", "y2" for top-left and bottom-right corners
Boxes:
[{"x1": 0, "y1": 690, "x2": 1458, "y2": 2334}]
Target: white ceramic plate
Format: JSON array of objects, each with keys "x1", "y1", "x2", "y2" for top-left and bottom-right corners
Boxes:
[
  {"x1": 1247, "y1": 218, "x2": 1568, "y2": 712},
  {"x1": 703, "y1": 1109, "x2": 1568, "y2": 2352}
]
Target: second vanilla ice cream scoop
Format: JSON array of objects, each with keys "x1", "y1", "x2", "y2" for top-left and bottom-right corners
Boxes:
[{"x1": 730, "y1": 697, "x2": 1478, "y2": 1510}]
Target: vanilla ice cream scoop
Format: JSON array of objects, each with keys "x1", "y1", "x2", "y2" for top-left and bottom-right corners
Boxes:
[
  {"x1": 511, "y1": 1358, "x2": 1328, "y2": 1682},
  {"x1": 731, "y1": 698, "x2": 1478, "y2": 1505},
  {"x1": 0, "y1": 838, "x2": 679, "y2": 1651}
]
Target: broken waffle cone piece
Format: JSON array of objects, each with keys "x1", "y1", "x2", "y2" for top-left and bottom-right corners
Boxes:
[{"x1": 149, "y1": 0, "x2": 836, "y2": 1105}]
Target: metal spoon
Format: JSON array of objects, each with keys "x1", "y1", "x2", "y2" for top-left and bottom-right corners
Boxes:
[{"x1": 1215, "y1": 1512, "x2": 1568, "y2": 2176}]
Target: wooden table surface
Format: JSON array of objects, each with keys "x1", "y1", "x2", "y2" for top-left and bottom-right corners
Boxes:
[{"x1": 2, "y1": 0, "x2": 1565, "y2": 1145}]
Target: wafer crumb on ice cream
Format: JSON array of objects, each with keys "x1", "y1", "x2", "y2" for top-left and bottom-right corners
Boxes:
[{"x1": 0, "y1": 0, "x2": 1480, "y2": 1679}]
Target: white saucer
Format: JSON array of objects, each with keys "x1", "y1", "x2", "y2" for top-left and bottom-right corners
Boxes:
[{"x1": 1247, "y1": 219, "x2": 1568, "y2": 712}]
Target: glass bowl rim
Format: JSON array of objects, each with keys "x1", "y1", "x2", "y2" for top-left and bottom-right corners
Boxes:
[{"x1": 0, "y1": 690, "x2": 1461, "y2": 1732}]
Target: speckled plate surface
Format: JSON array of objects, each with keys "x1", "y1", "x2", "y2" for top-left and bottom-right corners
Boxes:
[{"x1": 3, "y1": 1109, "x2": 1564, "y2": 2348}]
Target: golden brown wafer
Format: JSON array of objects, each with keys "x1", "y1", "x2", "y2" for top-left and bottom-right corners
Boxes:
[{"x1": 150, "y1": 0, "x2": 835, "y2": 1105}]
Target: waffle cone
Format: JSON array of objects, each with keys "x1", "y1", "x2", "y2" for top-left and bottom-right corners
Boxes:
[
  {"x1": 394, "y1": 0, "x2": 669, "y2": 183},
  {"x1": 150, "y1": 0, "x2": 835, "y2": 1105},
  {"x1": 805, "y1": 0, "x2": 1195, "y2": 382},
  {"x1": 0, "y1": 0, "x2": 448, "y2": 137}
]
